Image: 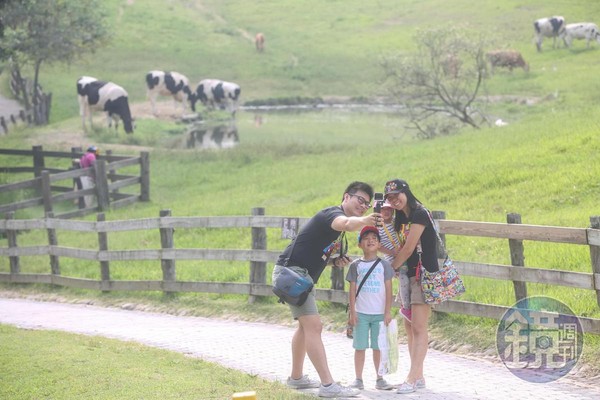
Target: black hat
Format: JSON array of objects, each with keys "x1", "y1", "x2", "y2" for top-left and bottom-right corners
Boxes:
[{"x1": 384, "y1": 179, "x2": 409, "y2": 197}]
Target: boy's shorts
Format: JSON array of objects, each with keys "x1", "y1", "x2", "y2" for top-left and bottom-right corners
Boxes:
[
  {"x1": 353, "y1": 312, "x2": 384, "y2": 350},
  {"x1": 272, "y1": 265, "x2": 318, "y2": 319}
]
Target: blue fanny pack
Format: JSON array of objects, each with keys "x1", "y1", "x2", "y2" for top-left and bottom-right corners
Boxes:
[{"x1": 272, "y1": 267, "x2": 313, "y2": 306}]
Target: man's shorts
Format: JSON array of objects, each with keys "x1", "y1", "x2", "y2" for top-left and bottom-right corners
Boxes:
[
  {"x1": 409, "y1": 276, "x2": 426, "y2": 305},
  {"x1": 272, "y1": 265, "x2": 317, "y2": 319},
  {"x1": 353, "y1": 312, "x2": 384, "y2": 350}
]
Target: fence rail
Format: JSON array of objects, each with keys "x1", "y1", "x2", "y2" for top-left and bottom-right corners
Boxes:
[
  {"x1": 1, "y1": 209, "x2": 599, "y2": 333},
  {"x1": 0, "y1": 146, "x2": 149, "y2": 219}
]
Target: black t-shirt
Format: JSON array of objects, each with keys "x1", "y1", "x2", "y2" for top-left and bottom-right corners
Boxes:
[
  {"x1": 277, "y1": 206, "x2": 346, "y2": 283},
  {"x1": 394, "y1": 206, "x2": 439, "y2": 278}
]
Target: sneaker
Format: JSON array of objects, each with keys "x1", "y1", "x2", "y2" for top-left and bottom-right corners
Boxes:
[
  {"x1": 375, "y1": 378, "x2": 393, "y2": 390},
  {"x1": 400, "y1": 307, "x2": 412, "y2": 323},
  {"x1": 318, "y1": 382, "x2": 360, "y2": 398},
  {"x1": 287, "y1": 375, "x2": 320, "y2": 389},
  {"x1": 415, "y1": 378, "x2": 426, "y2": 389},
  {"x1": 349, "y1": 379, "x2": 364, "y2": 390},
  {"x1": 396, "y1": 381, "x2": 417, "y2": 394}
]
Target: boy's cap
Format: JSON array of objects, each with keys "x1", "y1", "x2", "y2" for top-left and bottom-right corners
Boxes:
[
  {"x1": 382, "y1": 200, "x2": 393, "y2": 209},
  {"x1": 358, "y1": 226, "x2": 380, "y2": 242},
  {"x1": 384, "y1": 179, "x2": 409, "y2": 196}
]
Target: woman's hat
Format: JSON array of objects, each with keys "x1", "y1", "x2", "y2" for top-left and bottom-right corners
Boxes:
[{"x1": 384, "y1": 179, "x2": 409, "y2": 197}]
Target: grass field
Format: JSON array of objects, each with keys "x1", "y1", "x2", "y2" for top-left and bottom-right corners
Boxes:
[{"x1": 1, "y1": 0, "x2": 600, "y2": 389}]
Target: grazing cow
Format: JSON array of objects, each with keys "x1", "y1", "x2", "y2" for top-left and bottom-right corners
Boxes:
[
  {"x1": 486, "y1": 50, "x2": 529, "y2": 73},
  {"x1": 76, "y1": 76, "x2": 134, "y2": 134},
  {"x1": 192, "y1": 78, "x2": 221, "y2": 111},
  {"x1": 534, "y1": 16, "x2": 566, "y2": 51},
  {"x1": 212, "y1": 80, "x2": 242, "y2": 116},
  {"x1": 145, "y1": 70, "x2": 194, "y2": 115},
  {"x1": 560, "y1": 23, "x2": 600, "y2": 49},
  {"x1": 255, "y1": 33, "x2": 265, "y2": 52}
]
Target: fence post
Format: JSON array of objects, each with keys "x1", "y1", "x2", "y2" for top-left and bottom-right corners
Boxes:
[
  {"x1": 71, "y1": 147, "x2": 84, "y2": 209},
  {"x1": 106, "y1": 150, "x2": 119, "y2": 198},
  {"x1": 140, "y1": 151, "x2": 150, "y2": 202},
  {"x1": 6, "y1": 212, "x2": 20, "y2": 274},
  {"x1": 41, "y1": 170, "x2": 53, "y2": 214},
  {"x1": 249, "y1": 207, "x2": 266, "y2": 304},
  {"x1": 94, "y1": 159, "x2": 110, "y2": 211},
  {"x1": 507, "y1": 213, "x2": 527, "y2": 303},
  {"x1": 32, "y1": 145, "x2": 44, "y2": 178},
  {"x1": 97, "y1": 213, "x2": 110, "y2": 292},
  {"x1": 45, "y1": 211, "x2": 60, "y2": 276},
  {"x1": 432, "y1": 210, "x2": 447, "y2": 258},
  {"x1": 590, "y1": 216, "x2": 600, "y2": 307},
  {"x1": 159, "y1": 209, "x2": 176, "y2": 296}
]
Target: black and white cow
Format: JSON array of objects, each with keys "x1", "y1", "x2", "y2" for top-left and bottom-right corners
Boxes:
[
  {"x1": 193, "y1": 79, "x2": 241, "y2": 116},
  {"x1": 192, "y1": 78, "x2": 220, "y2": 111},
  {"x1": 534, "y1": 16, "x2": 566, "y2": 52},
  {"x1": 561, "y1": 23, "x2": 600, "y2": 49},
  {"x1": 212, "y1": 80, "x2": 241, "y2": 116},
  {"x1": 77, "y1": 76, "x2": 134, "y2": 134},
  {"x1": 145, "y1": 70, "x2": 194, "y2": 115}
]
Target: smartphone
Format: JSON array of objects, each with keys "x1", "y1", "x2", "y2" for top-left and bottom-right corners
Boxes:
[{"x1": 373, "y1": 192, "x2": 384, "y2": 213}]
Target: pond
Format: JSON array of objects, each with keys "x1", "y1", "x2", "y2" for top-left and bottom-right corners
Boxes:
[{"x1": 162, "y1": 105, "x2": 413, "y2": 150}]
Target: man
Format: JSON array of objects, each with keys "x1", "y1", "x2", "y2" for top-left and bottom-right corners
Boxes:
[{"x1": 273, "y1": 181, "x2": 382, "y2": 398}]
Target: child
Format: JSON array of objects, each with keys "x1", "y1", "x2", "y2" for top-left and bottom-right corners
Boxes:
[
  {"x1": 378, "y1": 201, "x2": 411, "y2": 322},
  {"x1": 345, "y1": 226, "x2": 394, "y2": 391}
]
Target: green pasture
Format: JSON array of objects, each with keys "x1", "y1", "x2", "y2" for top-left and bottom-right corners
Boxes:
[{"x1": 1, "y1": 0, "x2": 600, "y2": 382}]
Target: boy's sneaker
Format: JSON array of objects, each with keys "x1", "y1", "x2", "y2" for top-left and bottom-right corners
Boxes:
[
  {"x1": 415, "y1": 378, "x2": 426, "y2": 389},
  {"x1": 375, "y1": 378, "x2": 394, "y2": 390},
  {"x1": 400, "y1": 307, "x2": 412, "y2": 323},
  {"x1": 318, "y1": 383, "x2": 360, "y2": 398},
  {"x1": 349, "y1": 379, "x2": 364, "y2": 390},
  {"x1": 287, "y1": 375, "x2": 320, "y2": 389}
]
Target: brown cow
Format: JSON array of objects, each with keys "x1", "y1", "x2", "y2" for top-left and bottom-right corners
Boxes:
[
  {"x1": 486, "y1": 50, "x2": 529, "y2": 73},
  {"x1": 255, "y1": 33, "x2": 265, "y2": 52}
]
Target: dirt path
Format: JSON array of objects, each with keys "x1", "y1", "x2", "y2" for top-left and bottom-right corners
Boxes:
[{"x1": 0, "y1": 94, "x2": 23, "y2": 121}]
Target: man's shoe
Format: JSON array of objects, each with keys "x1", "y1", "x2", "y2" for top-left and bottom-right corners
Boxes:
[
  {"x1": 287, "y1": 375, "x2": 320, "y2": 389},
  {"x1": 318, "y1": 383, "x2": 360, "y2": 398},
  {"x1": 396, "y1": 381, "x2": 417, "y2": 394},
  {"x1": 415, "y1": 378, "x2": 426, "y2": 389},
  {"x1": 349, "y1": 379, "x2": 364, "y2": 390},
  {"x1": 375, "y1": 378, "x2": 394, "y2": 390}
]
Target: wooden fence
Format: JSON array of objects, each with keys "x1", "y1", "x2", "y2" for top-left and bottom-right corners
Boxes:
[
  {"x1": 0, "y1": 146, "x2": 150, "y2": 219},
  {"x1": 1, "y1": 208, "x2": 599, "y2": 334}
]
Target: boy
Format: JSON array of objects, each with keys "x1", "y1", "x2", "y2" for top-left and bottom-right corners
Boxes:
[
  {"x1": 378, "y1": 201, "x2": 412, "y2": 322},
  {"x1": 345, "y1": 226, "x2": 394, "y2": 391}
]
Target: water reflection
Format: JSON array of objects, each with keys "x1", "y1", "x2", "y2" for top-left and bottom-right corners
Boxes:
[{"x1": 185, "y1": 121, "x2": 239, "y2": 149}]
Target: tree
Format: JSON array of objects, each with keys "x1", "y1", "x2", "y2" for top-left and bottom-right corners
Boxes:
[
  {"x1": 0, "y1": 0, "x2": 110, "y2": 123},
  {"x1": 381, "y1": 28, "x2": 489, "y2": 139}
]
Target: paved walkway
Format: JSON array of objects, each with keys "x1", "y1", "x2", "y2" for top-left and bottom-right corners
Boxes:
[{"x1": 0, "y1": 297, "x2": 598, "y2": 399}]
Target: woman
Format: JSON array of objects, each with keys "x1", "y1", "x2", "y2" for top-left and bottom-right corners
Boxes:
[{"x1": 384, "y1": 178, "x2": 439, "y2": 394}]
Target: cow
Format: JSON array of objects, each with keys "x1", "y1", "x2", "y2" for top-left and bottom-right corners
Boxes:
[
  {"x1": 212, "y1": 80, "x2": 241, "y2": 116},
  {"x1": 255, "y1": 33, "x2": 265, "y2": 52},
  {"x1": 145, "y1": 70, "x2": 194, "y2": 115},
  {"x1": 77, "y1": 76, "x2": 134, "y2": 134},
  {"x1": 560, "y1": 23, "x2": 600, "y2": 49},
  {"x1": 534, "y1": 16, "x2": 566, "y2": 51},
  {"x1": 486, "y1": 50, "x2": 529, "y2": 73},
  {"x1": 192, "y1": 78, "x2": 221, "y2": 111}
]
